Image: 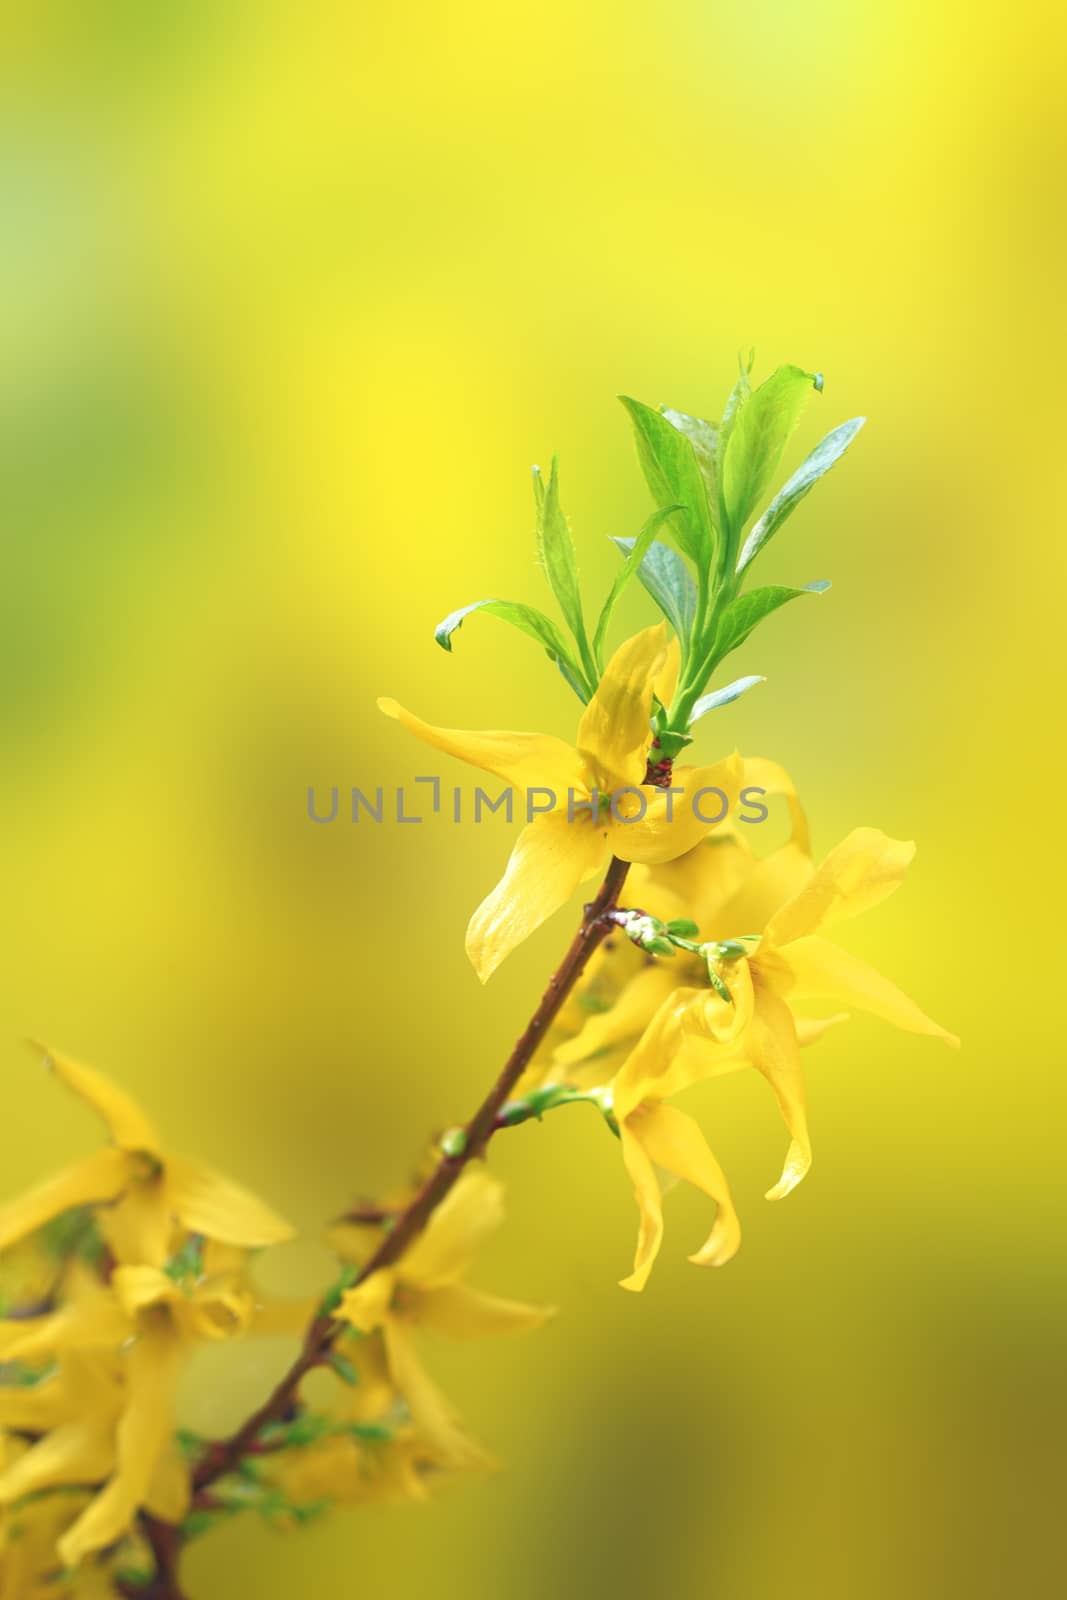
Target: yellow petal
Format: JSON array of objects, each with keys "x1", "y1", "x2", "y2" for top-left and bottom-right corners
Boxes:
[
  {"x1": 748, "y1": 988, "x2": 812, "y2": 1201},
  {"x1": 0, "y1": 1420, "x2": 115, "y2": 1503},
  {"x1": 34, "y1": 1042, "x2": 161, "y2": 1154},
  {"x1": 143, "y1": 1441, "x2": 191, "y2": 1526},
  {"x1": 377, "y1": 697, "x2": 582, "y2": 797},
  {"x1": 165, "y1": 1155, "x2": 295, "y2": 1247},
  {"x1": 552, "y1": 963, "x2": 678, "y2": 1069},
  {"x1": 613, "y1": 976, "x2": 753, "y2": 1123},
  {"x1": 337, "y1": 1270, "x2": 395, "y2": 1334},
  {"x1": 100, "y1": 1175, "x2": 173, "y2": 1269},
  {"x1": 611, "y1": 754, "x2": 743, "y2": 866},
  {"x1": 401, "y1": 1167, "x2": 504, "y2": 1288},
  {"x1": 0, "y1": 1372, "x2": 71, "y2": 1432},
  {"x1": 465, "y1": 811, "x2": 607, "y2": 982},
  {"x1": 654, "y1": 635, "x2": 682, "y2": 711},
  {"x1": 0, "y1": 1286, "x2": 130, "y2": 1363},
  {"x1": 617, "y1": 1119, "x2": 665, "y2": 1293},
  {"x1": 629, "y1": 833, "x2": 754, "y2": 931},
  {"x1": 185, "y1": 1274, "x2": 257, "y2": 1341},
  {"x1": 637, "y1": 1101, "x2": 741, "y2": 1270},
  {"x1": 416, "y1": 1283, "x2": 555, "y2": 1338},
  {"x1": 577, "y1": 624, "x2": 667, "y2": 791},
  {"x1": 711, "y1": 841, "x2": 814, "y2": 939},
  {"x1": 58, "y1": 1320, "x2": 183, "y2": 1566},
  {"x1": 0, "y1": 1147, "x2": 129, "y2": 1254},
  {"x1": 795, "y1": 1011, "x2": 850, "y2": 1046},
  {"x1": 738, "y1": 756, "x2": 811, "y2": 855},
  {"x1": 762, "y1": 828, "x2": 916, "y2": 950},
  {"x1": 111, "y1": 1265, "x2": 175, "y2": 1318},
  {"x1": 382, "y1": 1321, "x2": 491, "y2": 1468},
  {"x1": 769, "y1": 936, "x2": 959, "y2": 1044}
]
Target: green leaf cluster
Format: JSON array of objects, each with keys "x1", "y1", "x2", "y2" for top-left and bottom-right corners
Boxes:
[
  {"x1": 430, "y1": 353, "x2": 864, "y2": 736},
  {"x1": 617, "y1": 354, "x2": 864, "y2": 738}
]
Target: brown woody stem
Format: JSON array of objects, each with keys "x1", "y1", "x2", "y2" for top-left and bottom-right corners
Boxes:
[{"x1": 139, "y1": 852, "x2": 631, "y2": 1581}]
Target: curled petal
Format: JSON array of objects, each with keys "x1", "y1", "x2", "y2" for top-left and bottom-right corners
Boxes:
[
  {"x1": 748, "y1": 989, "x2": 812, "y2": 1201},
  {"x1": 619, "y1": 1103, "x2": 740, "y2": 1291},
  {"x1": 577, "y1": 625, "x2": 667, "y2": 791},
  {"x1": 465, "y1": 812, "x2": 606, "y2": 983},
  {"x1": 639, "y1": 1102, "x2": 741, "y2": 1269},
  {"x1": 618, "y1": 1120, "x2": 666, "y2": 1293},
  {"x1": 377, "y1": 698, "x2": 582, "y2": 798},
  {"x1": 762, "y1": 828, "x2": 916, "y2": 950}
]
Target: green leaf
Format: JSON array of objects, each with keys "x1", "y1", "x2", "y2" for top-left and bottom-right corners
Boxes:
[
  {"x1": 618, "y1": 396, "x2": 716, "y2": 569},
  {"x1": 533, "y1": 458, "x2": 589, "y2": 661},
  {"x1": 660, "y1": 406, "x2": 720, "y2": 529},
  {"x1": 721, "y1": 365, "x2": 821, "y2": 537},
  {"x1": 712, "y1": 581, "x2": 830, "y2": 664},
  {"x1": 329, "y1": 1351, "x2": 359, "y2": 1386},
  {"x1": 718, "y1": 348, "x2": 755, "y2": 455},
  {"x1": 737, "y1": 417, "x2": 865, "y2": 574},
  {"x1": 610, "y1": 536, "x2": 697, "y2": 640},
  {"x1": 433, "y1": 598, "x2": 590, "y2": 700},
  {"x1": 593, "y1": 505, "x2": 681, "y2": 666},
  {"x1": 689, "y1": 675, "x2": 766, "y2": 723}
]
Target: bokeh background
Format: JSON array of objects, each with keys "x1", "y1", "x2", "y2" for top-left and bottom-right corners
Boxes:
[{"x1": 2, "y1": 3, "x2": 1064, "y2": 1596}]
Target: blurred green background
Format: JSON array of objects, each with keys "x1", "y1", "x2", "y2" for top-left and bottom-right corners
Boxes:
[{"x1": 2, "y1": 3, "x2": 1063, "y2": 1596}]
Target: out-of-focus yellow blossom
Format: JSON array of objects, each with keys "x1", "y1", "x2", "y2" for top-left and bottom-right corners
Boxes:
[
  {"x1": 612, "y1": 826, "x2": 959, "y2": 1291},
  {"x1": 271, "y1": 1424, "x2": 448, "y2": 1513},
  {"x1": 0, "y1": 1464, "x2": 114, "y2": 1598},
  {"x1": 268, "y1": 1333, "x2": 453, "y2": 1514},
  {"x1": 0, "y1": 1047, "x2": 294, "y2": 1259},
  {"x1": 333, "y1": 1168, "x2": 553, "y2": 1466},
  {"x1": 0, "y1": 1056, "x2": 297, "y2": 1570},
  {"x1": 0, "y1": 1238, "x2": 275, "y2": 1564},
  {"x1": 380, "y1": 625, "x2": 742, "y2": 980}
]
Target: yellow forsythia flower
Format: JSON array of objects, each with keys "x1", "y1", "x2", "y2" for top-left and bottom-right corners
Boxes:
[
  {"x1": 544, "y1": 757, "x2": 812, "y2": 1089},
  {"x1": 0, "y1": 1045, "x2": 293, "y2": 1258},
  {"x1": 380, "y1": 625, "x2": 742, "y2": 980},
  {"x1": 612, "y1": 826, "x2": 958, "y2": 1290},
  {"x1": 333, "y1": 1168, "x2": 553, "y2": 1466},
  {"x1": 0, "y1": 1053, "x2": 296, "y2": 1569}
]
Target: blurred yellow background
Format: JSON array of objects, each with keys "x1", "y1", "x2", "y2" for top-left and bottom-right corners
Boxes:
[{"x1": 2, "y1": 3, "x2": 1063, "y2": 1596}]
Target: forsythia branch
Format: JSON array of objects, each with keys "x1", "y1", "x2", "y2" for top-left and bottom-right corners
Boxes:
[{"x1": 179, "y1": 852, "x2": 631, "y2": 1509}]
